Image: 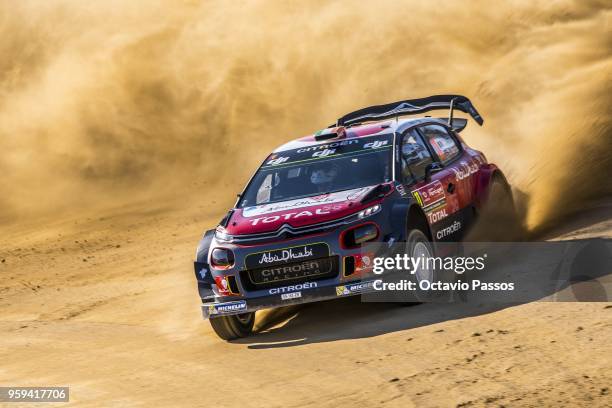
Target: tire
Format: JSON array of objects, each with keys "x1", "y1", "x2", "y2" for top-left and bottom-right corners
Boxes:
[
  {"x1": 469, "y1": 177, "x2": 522, "y2": 241},
  {"x1": 401, "y1": 229, "x2": 444, "y2": 302},
  {"x1": 209, "y1": 312, "x2": 255, "y2": 340},
  {"x1": 404, "y1": 229, "x2": 459, "y2": 302}
]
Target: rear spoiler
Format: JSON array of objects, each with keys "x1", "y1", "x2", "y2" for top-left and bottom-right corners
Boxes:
[{"x1": 335, "y1": 95, "x2": 484, "y2": 127}]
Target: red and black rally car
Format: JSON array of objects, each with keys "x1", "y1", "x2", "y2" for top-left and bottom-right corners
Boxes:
[{"x1": 194, "y1": 95, "x2": 515, "y2": 340}]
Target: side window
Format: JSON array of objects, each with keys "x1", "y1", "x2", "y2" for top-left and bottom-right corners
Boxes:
[
  {"x1": 255, "y1": 173, "x2": 273, "y2": 204},
  {"x1": 419, "y1": 125, "x2": 460, "y2": 164},
  {"x1": 255, "y1": 172, "x2": 283, "y2": 204},
  {"x1": 401, "y1": 130, "x2": 433, "y2": 183}
]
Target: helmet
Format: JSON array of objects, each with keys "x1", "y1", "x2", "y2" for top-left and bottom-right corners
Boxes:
[{"x1": 310, "y1": 162, "x2": 339, "y2": 185}]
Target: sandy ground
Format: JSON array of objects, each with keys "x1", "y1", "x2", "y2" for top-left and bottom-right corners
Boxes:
[{"x1": 1, "y1": 199, "x2": 611, "y2": 408}]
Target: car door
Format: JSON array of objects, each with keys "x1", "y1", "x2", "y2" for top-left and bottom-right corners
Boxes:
[
  {"x1": 399, "y1": 127, "x2": 462, "y2": 241},
  {"x1": 416, "y1": 124, "x2": 477, "y2": 240}
]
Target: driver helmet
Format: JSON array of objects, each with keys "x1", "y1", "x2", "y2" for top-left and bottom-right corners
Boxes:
[{"x1": 310, "y1": 162, "x2": 340, "y2": 185}]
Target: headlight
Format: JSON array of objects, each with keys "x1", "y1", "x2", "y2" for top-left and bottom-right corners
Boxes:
[
  {"x1": 358, "y1": 204, "x2": 381, "y2": 219},
  {"x1": 211, "y1": 248, "x2": 235, "y2": 268}
]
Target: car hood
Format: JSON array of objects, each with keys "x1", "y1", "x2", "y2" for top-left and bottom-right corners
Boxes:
[{"x1": 223, "y1": 186, "x2": 380, "y2": 235}]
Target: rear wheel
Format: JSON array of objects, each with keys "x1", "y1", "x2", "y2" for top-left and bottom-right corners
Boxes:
[
  {"x1": 209, "y1": 312, "x2": 255, "y2": 340},
  {"x1": 469, "y1": 177, "x2": 522, "y2": 241}
]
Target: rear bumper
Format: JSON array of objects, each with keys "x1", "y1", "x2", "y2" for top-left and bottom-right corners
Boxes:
[{"x1": 202, "y1": 278, "x2": 377, "y2": 319}]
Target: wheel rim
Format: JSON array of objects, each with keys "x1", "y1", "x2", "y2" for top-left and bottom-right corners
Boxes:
[{"x1": 413, "y1": 241, "x2": 433, "y2": 284}]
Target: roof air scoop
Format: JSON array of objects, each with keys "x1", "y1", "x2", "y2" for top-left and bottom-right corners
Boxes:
[{"x1": 314, "y1": 126, "x2": 346, "y2": 141}]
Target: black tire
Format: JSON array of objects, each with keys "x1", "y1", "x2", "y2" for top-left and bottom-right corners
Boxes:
[
  {"x1": 468, "y1": 177, "x2": 522, "y2": 241},
  {"x1": 209, "y1": 312, "x2": 255, "y2": 340},
  {"x1": 406, "y1": 229, "x2": 459, "y2": 302}
]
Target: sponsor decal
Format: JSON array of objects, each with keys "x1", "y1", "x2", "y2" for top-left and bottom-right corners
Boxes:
[
  {"x1": 198, "y1": 266, "x2": 209, "y2": 280},
  {"x1": 436, "y1": 221, "x2": 462, "y2": 239},
  {"x1": 246, "y1": 243, "x2": 329, "y2": 269},
  {"x1": 412, "y1": 191, "x2": 423, "y2": 206},
  {"x1": 310, "y1": 193, "x2": 330, "y2": 201},
  {"x1": 248, "y1": 206, "x2": 344, "y2": 226},
  {"x1": 363, "y1": 140, "x2": 389, "y2": 149},
  {"x1": 249, "y1": 257, "x2": 335, "y2": 284},
  {"x1": 351, "y1": 253, "x2": 375, "y2": 275},
  {"x1": 312, "y1": 148, "x2": 336, "y2": 158},
  {"x1": 296, "y1": 139, "x2": 359, "y2": 153},
  {"x1": 266, "y1": 156, "x2": 290, "y2": 165},
  {"x1": 214, "y1": 276, "x2": 235, "y2": 296},
  {"x1": 268, "y1": 282, "x2": 318, "y2": 295},
  {"x1": 411, "y1": 181, "x2": 445, "y2": 208},
  {"x1": 423, "y1": 199, "x2": 447, "y2": 214},
  {"x1": 359, "y1": 254, "x2": 372, "y2": 268},
  {"x1": 427, "y1": 208, "x2": 448, "y2": 224},
  {"x1": 336, "y1": 281, "x2": 375, "y2": 296},
  {"x1": 258, "y1": 261, "x2": 320, "y2": 282},
  {"x1": 395, "y1": 184, "x2": 407, "y2": 196},
  {"x1": 208, "y1": 300, "x2": 247, "y2": 315},
  {"x1": 259, "y1": 246, "x2": 312, "y2": 264},
  {"x1": 242, "y1": 186, "x2": 370, "y2": 218},
  {"x1": 423, "y1": 182, "x2": 444, "y2": 199},
  {"x1": 262, "y1": 134, "x2": 392, "y2": 169},
  {"x1": 411, "y1": 180, "x2": 447, "y2": 215},
  {"x1": 451, "y1": 160, "x2": 479, "y2": 181},
  {"x1": 281, "y1": 291, "x2": 302, "y2": 300}
]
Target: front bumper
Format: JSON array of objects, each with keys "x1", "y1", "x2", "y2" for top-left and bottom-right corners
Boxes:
[
  {"x1": 202, "y1": 278, "x2": 378, "y2": 319},
  {"x1": 196, "y1": 199, "x2": 409, "y2": 319}
]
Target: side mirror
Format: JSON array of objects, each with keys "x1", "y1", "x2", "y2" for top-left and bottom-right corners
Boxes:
[{"x1": 424, "y1": 162, "x2": 443, "y2": 181}]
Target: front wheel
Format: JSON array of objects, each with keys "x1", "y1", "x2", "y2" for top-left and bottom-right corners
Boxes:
[
  {"x1": 407, "y1": 229, "x2": 456, "y2": 302},
  {"x1": 209, "y1": 312, "x2": 255, "y2": 340}
]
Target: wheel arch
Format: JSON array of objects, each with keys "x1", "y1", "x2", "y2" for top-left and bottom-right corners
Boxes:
[
  {"x1": 406, "y1": 203, "x2": 433, "y2": 241},
  {"x1": 196, "y1": 229, "x2": 216, "y2": 263},
  {"x1": 474, "y1": 163, "x2": 512, "y2": 210}
]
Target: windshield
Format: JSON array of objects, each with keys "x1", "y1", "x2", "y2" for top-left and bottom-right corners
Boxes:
[{"x1": 239, "y1": 134, "x2": 393, "y2": 208}]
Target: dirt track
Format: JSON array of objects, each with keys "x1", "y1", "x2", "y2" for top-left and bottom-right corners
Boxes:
[
  {"x1": 1, "y1": 198, "x2": 610, "y2": 408},
  {"x1": 1, "y1": 1, "x2": 611, "y2": 406}
]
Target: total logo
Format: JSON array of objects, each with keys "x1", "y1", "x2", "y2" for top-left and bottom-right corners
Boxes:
[
  {"x1": 427, "y1": 208, "x2": 448, "y2": 223},
  {"x1": 436, "y1": 221, "x2": 462, "y2": 239},
  {"x1": 249, "y1": 205, "x2": 343, "y2": 225}
]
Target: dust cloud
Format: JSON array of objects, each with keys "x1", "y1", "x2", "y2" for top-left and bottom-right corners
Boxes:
[{"x1": 0, "y1": 0, "x2": 610, "y2": 229}]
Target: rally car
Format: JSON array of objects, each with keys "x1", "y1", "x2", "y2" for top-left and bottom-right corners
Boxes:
[{"x1": 194, "y1": 95, "x2": 515, "y2": 340}]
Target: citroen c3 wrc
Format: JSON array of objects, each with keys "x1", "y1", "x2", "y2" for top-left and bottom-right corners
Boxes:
[{"x1": 193, "y1": 95, "x2": 516, "y2": 340}]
